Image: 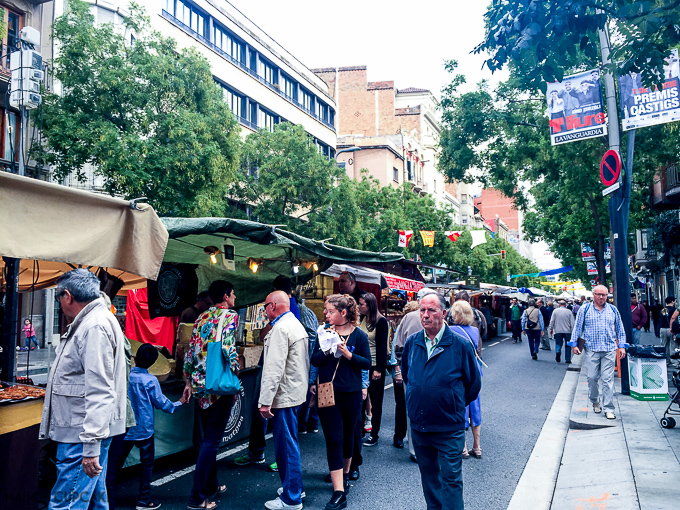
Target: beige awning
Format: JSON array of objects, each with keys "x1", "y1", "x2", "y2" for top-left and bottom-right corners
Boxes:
[{"x1": 0, "y1": 172, "x2": 168, "y2": 282}]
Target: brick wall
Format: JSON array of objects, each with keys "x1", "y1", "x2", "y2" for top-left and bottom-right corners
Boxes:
[{"x1": 478, "y1": 188, "x2": 519, "y2": 230}]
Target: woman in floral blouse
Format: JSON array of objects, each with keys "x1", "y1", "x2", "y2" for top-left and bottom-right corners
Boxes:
[{"x1": 183, "y1": 280, "x2": 240, "y2": 510}]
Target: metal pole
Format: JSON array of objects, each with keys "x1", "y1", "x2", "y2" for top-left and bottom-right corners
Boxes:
[
  {"x1": 1, "y1": 257, "x2": 20, "y2": 382},
  {"x1": 599, "y1": 23, "x2": 631, "y2": 394}
]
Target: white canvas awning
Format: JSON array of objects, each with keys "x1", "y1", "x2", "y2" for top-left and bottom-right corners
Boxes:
[
  {"x1": 322, "y1": 263, "x2": 423, "y2": 292},
  {"x1": 0, "y1": 172, "x2": 168, "y2": 283}
]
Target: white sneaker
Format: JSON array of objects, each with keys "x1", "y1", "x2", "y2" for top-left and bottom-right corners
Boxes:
[
  {"x1": 264, "y1": 497, "x2": 302, "y2": 510},
  {"x1": 605, "y1": 411, "x2": 616, "y2": 420},
  {"x1": 277, "y1": 488, "x2": 306, "y2": 500},
  {"x1": 593, "y1": 402, "x2": 602, "y2": 414}
]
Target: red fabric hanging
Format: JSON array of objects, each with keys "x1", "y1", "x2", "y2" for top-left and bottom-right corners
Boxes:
[{"x1": 126, "y1": 288, "x2": 178, "y2": 352}]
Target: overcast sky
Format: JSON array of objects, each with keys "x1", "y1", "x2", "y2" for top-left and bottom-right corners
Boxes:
[{"x1": 226, "y1": 0, "x2": 507, "y2": 97}]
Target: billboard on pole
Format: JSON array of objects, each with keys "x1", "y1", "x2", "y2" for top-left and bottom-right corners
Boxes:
[
  {"x1": 619, "y1": 49, "x2": 680, "y2": 131},
  {"x1": 547, "y1": 68, "x2": 607, "y2": 146}
]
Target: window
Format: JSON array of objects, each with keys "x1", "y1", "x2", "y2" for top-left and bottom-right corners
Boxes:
[
  {"x1": 3, "y1": 111, "x2": 17, "y2": 161},
  {"x1": 462, "y1": 214, "x2": 468, "y2": 225},
  {"x1": 299, "y1": 88, "x2": 312, "y2": 111},
  {"x1": 258, "y1": 58, "x2": 276, "y2": 85},
  {"x1": 393, "y1": 167, "x2": 399, "y2": 183},
  {"x1": 258, "y1": 108, "x2": 275, "y2": 132},
  {"x1": 329, "y1": 108, "x2": 335, "y2": 126},
  {"x1": 407, "y1": 160, "x2": 412, "y2": 181},
  {"x1": 250, "y1": 102, "x2": 258, "y2": 126},
  {"x1": 315, "y1": 100, "x2": 329, "y2": 122},
  {"x1": 174, "y1": 1, "x2": 205, "y2": 38},
  {"x1": 641, "y1": 231, "x2": 648, "y2": 250},
  {"x1": 7, "y1": 10, "x2": 20, "y2": 50},
  {"x1": 222, "y1": 87, "x2": 243, "y2": 118},
  {"x1": 433, "y1": 180, "x2": 437, "y2": 192},
  {"x1": 461, "y1": 193, "x2": 467, "y2": 204},
  {"x1": 214, "y1": 24, "x2": 243, "y2": 63},
  {"x1": 280, "y1": 74, "x2": 296, "y2": 101}
]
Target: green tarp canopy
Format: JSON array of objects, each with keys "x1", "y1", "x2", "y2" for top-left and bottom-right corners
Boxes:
[{"x1": 161, "y1": 217, "x2": 403, "y2": 308}]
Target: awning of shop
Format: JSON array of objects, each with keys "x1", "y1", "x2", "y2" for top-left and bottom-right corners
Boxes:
[
  {"x1": 321, "y1": 263, "x2": 423, "y2": 292},
  {"x1": 160, "y1": 219, "x2": 404, "y2": 308},
  {"x1": 0, "y1": 172, "x2": 168, "y2": 281}
]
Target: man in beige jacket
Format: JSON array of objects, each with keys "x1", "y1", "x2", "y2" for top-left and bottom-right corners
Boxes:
[{"x1": 259, "y1": 291, "x2": 309, "y2": 510}]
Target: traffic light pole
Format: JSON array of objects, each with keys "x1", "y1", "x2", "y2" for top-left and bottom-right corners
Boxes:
[{"x1": 599, "y1": 23, "x2": 631, "y2": 394}]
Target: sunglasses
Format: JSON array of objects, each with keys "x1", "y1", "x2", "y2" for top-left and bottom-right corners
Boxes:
[{"x1": 263, "y1": 302, "x2": 275, "y2": 309}]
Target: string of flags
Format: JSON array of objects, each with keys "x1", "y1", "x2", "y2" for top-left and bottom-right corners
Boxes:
[{"x1": 397, "y1": 230, "x2": 487, "y2": 249}]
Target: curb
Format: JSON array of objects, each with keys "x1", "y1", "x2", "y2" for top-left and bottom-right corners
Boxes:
[{"x1": 506, "y1": 369, "x2": 579, "y2": 510}]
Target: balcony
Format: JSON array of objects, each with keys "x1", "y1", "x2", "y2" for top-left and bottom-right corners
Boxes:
[{"x1": 650, "y1": 163, "x2": 680, "y2": 209}]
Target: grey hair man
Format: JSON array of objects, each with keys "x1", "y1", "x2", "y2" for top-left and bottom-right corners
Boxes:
[
  {"x1": 402, "y1": 293, "x2": 481, "y2": 510},
  {"x1": 40, "y1": 269, "x2": 127, "y2": 510},
  {"x1": 569, "y1": 285, "x2": 627, "y2": 419}
]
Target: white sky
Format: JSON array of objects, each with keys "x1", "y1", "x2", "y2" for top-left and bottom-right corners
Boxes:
[{"x1": 226, "y1": 0, "x2": 507, "y2": 96}]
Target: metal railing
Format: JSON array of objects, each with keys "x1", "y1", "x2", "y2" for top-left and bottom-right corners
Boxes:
[{"x1": 161, "y1": 10, "x2": 335, "y2": 132}]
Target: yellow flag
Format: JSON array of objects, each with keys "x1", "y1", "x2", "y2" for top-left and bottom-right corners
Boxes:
[{"x1": 419, "y1": 230, "x2": 435, "y2": 247}]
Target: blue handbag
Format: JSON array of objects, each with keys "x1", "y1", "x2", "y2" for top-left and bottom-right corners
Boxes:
[{"x1": 205, "y1": 311, "x2": 241, "y2": 395}]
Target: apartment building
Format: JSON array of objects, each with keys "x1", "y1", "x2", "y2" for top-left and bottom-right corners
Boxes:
[{"x1": 313, "y1": 65, "x2": 457, "y2": 217}]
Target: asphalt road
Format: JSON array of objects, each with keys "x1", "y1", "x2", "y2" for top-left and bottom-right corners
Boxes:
[{"x1": 109, "y1": 333, "x2": 569, "y2": 510}]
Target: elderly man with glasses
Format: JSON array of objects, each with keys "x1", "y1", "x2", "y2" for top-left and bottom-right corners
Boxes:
[
  {"x1": 569, "y1": 285, "x2": 627, "y2": 420},
  {"x1": 40, "y1": 269, "x2": 127, "y2": 510}
]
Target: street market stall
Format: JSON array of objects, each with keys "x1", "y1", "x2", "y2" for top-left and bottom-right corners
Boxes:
[{"x1": 0, "y1": 171, "x2": 168, "y2": 510}]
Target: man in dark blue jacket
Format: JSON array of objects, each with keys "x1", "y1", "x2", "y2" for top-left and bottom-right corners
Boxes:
[{"x1": 402, "y1": 293, "x2": 481, "y2": 510}]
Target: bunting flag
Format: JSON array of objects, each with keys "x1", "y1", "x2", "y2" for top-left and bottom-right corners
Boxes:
[
  {"x1": 445, "y1": 231, "x2": 462, "y2": 243},
  {"x1": 510, "y1": 266, "x2": 574, "y2": 279},
  {"x1": 398, "y1": 230, "x2": 414, "y2": 248},
  {"x1": 419, "y1": 230, "x2": 435, "y2": 247},
  {"x1": 470, "y1": 230, "x2": 487, "y2": 249}
]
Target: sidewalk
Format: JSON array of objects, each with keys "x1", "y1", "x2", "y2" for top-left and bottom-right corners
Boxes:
[{"x1": 509, "y1": 330, "x2": 680, "y2": 510}]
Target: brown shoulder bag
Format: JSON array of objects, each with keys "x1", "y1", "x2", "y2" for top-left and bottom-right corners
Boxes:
[{"x1": 317, "y1": 359, "x2": 341, "y2": 408}]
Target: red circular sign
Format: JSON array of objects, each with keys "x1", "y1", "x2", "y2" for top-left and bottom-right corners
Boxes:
[{"x1": 600, "y1": 150, "x2": 622, "y2": 187}]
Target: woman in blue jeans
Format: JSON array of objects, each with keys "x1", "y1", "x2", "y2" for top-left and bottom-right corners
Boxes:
[{"x1": 521, "y1": 299, "x2": 545, "y2": 360}]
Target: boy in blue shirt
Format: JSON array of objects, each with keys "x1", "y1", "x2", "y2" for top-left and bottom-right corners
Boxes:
[{"x1": 108, "y1": 344, "x2": 184, "y2": 510}]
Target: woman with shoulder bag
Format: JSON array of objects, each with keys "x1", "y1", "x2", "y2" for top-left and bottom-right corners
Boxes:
[
  {"x1": 311, "y1": 294, "x2": 371, "y2": 510},
  {"x1": 521, "y1": 298, "x2": 545, "y2": 360},
  {"x1": 358, "y1": 293, "x2": 388, "y2": 447},
  {"x1": 449, "y1": 300, "x2": 484, "y2": 460}
]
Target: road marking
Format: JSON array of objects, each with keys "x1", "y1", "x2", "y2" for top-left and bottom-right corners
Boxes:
[
  {"x1": 151, "y1": 433, "x2": 274, "y2": 486},
  {"x1": 385, "y1": 383, "x2": 394, "y2": 390},
  {"x1": 489, "y1": 342, "x2": 500, "y2": 347}
]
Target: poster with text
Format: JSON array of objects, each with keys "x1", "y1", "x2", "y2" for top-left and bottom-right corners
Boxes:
[
  {"x1": 547, "y1": 69, "x2": 607, "y2": 145},
  {"x1": 619, "y1": 49, "x2": 680, "y2": 131}
]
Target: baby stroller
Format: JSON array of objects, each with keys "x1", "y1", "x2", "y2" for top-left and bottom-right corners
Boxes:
[{"x1": 660, "y1": 356, "x2": 680, "y2": 429}]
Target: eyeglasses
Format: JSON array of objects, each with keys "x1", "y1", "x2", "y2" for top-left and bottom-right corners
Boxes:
[
  {"x1": 593, "y1": 293, "x2": 607, "y2": 297},
  {"x1": 263, "y1": 302, "x2": 274, "y2": 309},
  {"x1": 56, "y1": 290, "x2": 67, "y2": 300}
]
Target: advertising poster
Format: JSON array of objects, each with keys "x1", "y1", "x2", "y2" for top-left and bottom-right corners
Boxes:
[
  {"x1": 581, "y1": 242, "x2": 611, "y2": 261},
  {"x1": 619, "y1": 49, "x2": 680, "y2": 131},
  {"x1": 547, "y1": 68, "x2": 607, "y2": 145}
]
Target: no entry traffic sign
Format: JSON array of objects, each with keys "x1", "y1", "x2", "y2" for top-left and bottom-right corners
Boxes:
[{"x1": 600, "y1": 150, "x2": 622, "y2": 187}]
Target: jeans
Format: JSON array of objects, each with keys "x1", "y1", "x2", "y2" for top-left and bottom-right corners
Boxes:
[
  {"x1": 632, "y1": 328, "x2": 642, "y2": 345},
  {"x1": 584, "y1": 350, "x2": 617, "y2": 412},
  {"x1": 411, "y1": 428, "x2": 465, "y2": 510},
  {"x1": 272, "y1": 407, "x2": 303, "y2": 506},
  {"x1": 26, "y1": 335, "x2": 39, "y2": 348},
  {"x1": 367, "y1": 371, "x2": 385, "y2": 440},
  {"x1": 104, "y1": 434, "x2": 154, "y2": 509},
  {"x1": 540, "y1": 332, "x2": 551, "y2": 350},
  {"x1": 511, "y1": 320, "x2": 522, "y2": 340},
  {"x1": 393, "y1": 381, "x2": 407, "y2": 442},
  {"x1": 50, "y1": 437, "x2": 113, "y2": 510},
  {"x1": 554, "y1": 333, "x2": 571, "y2": 363},
  {"x1": 526, "y1": 330, "x2": 541, "y2": 355},
  {"x1": 189, "y1": 396, "x2": 233, "y2": 505},
  {"x1": 661, "y1": 328, "x2": 674, "y2": 362},
  {"x1": 297, "y1": 387, "x2": 319, "y2": 431}
]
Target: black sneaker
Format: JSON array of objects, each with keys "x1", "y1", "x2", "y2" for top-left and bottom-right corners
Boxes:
[
  {"x1": 136, "y1": 502, "x2": 161, "y2": 510},
  {"x1": 308, "y1": 426, "x2": 319, "y2": 433},
  {"x1": 348, "y1": 468, "x2": 360, "y2": 481},
  {"x1": 325, "y1": 491, "x2": 347, "y2": 510},
  {"x1": 556, "y1": 352, "x2": 561, "y2": 363},
  {"x1": 233, "y1": 453, "x2": 265, "y2": 465},
  {"x1": 343, "y1": 474, "x2": 351, "y2": 494},
  {"x1": 393, "y1": 439, "x2": 404, "y2": 449},
  {"x1": 532, "y1": 353, "x2": 538, "y2": 360},
  {"x1": 363, "y1": 436, "x2": 379, "y2": 447}
]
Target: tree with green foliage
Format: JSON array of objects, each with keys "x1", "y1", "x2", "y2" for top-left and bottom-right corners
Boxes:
[
  {"x1": 227, "y1": 122, "x2": 343, "y2": 227},
  {"x1": 474, "y1": 0, "x2": 680, "y2": 91},
  {"x1": 38, "y1": 0, "x2": 241, "y2": 216}
]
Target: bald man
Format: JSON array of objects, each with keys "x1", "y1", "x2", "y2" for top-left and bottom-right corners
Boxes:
[
  {"x1": 259, "y1": 291, "x2": 309, "y2": 510},
  {"x1": 569, "y1": 285, "x2": 627, "y2": 420}
]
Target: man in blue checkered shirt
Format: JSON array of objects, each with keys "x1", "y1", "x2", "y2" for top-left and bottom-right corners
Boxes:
[{"x1": 569, "y1": 285, "x2": 627, "y2": 420}]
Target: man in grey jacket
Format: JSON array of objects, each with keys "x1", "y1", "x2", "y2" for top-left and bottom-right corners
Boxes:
[
  {"x1": 549, "y1": 300, "x2": 575, "y2": 363},
  {"x1": 259, "y1": 291, "x2": 309, "y2": 510},
  {"x1": 40, "y1": 269, "x2": 126, "y2": 510}
]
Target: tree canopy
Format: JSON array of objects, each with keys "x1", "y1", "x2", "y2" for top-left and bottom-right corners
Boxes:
[{"x1": 38, "y1": 0, "x2": 241, "y2": 216}]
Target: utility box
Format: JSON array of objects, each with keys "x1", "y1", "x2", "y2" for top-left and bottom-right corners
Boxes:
[{"x1": 628, "y1": 356, "x2": 669, "y2": 401}]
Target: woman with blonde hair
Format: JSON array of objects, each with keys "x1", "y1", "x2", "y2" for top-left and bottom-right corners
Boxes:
[
  {"x1": 449, "y1": 300, "x2": 483, "y2": 459},
  {"x1": 311, "y1": 294, "x2": 371, "y2": 510}
]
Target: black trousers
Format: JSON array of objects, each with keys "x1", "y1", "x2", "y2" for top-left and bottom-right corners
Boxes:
[
  {"x1": 318, "y1": 390, "x2": 363, "y2": 471},
  {"x1": 393, "y1": 381, "x2": 407, "y2": 442},
  {"x1": 367, "y1": 371, "x2": 386, "y2": 440},
  {"x1": 511, "y1": 319, "x2": 522, "y2": 340}
]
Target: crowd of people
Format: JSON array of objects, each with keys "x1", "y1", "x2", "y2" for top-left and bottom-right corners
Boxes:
[{"x1": 42, "y1": 267, "x2": 670, "y2": 510}]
